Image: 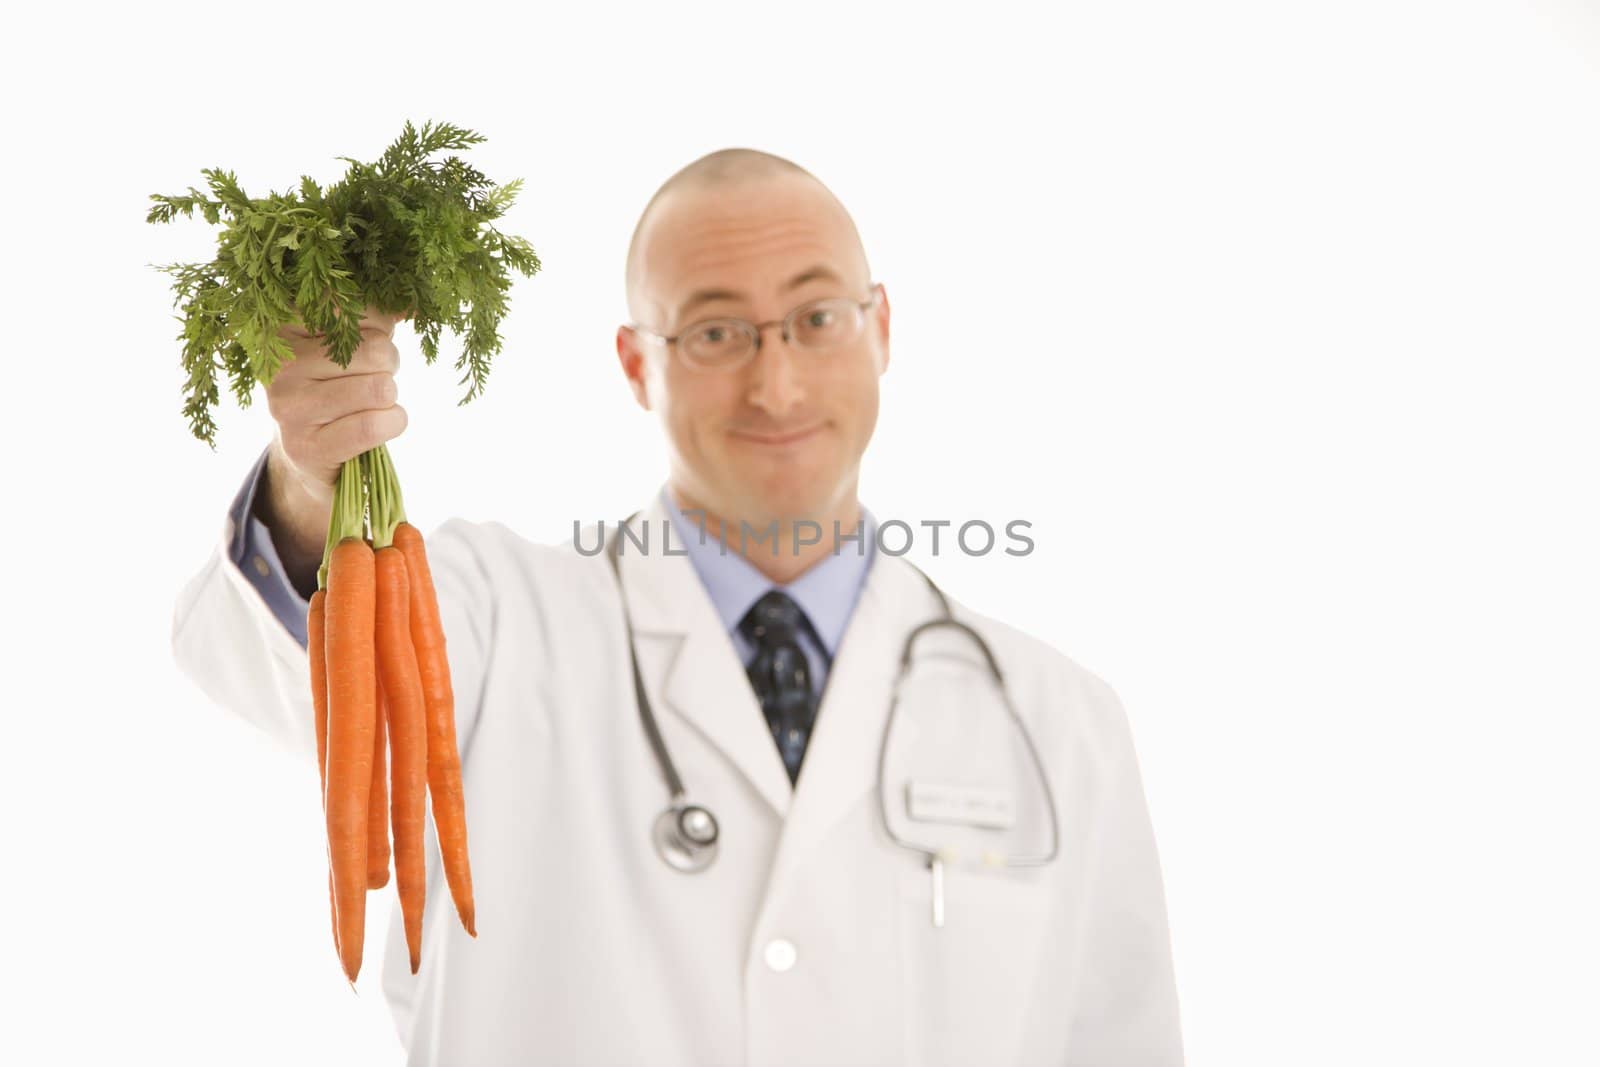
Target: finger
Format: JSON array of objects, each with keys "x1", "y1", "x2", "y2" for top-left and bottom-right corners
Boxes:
[
  {"x1": 315, "y1": 403, "x2": 409, "y2": 462},
  {"x1": 301, "y1": 334, "x2": 400, "y2": 378},
  {"x1": 360, "y1": 307, "x2": 408, "y2": 335},
  {"x1": 276, "y1": 316, "x2": 318, "y2": 341},
  {"x1": 275, "y1": 315, "x2": 403, "y2": 351},
  {"x1": 297, "y1": 372, "x2": 398, "y2": 428}
]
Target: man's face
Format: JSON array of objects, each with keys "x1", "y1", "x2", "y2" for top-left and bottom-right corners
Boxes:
[{"x1": 618, "y1": 174, "x2": 890, "y2": 527}]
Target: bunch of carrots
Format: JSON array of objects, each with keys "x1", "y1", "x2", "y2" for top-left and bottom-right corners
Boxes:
[
  {"x1": 147, "y1": 120, "x2": 531, "y2": 986},
  {"x1": 308, "y1": 443, "x2": 476, "y2": 985}
]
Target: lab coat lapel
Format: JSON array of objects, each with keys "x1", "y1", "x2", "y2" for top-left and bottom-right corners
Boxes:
[
  {"x1": 611, "y1": 492, "x2": 940, "y2": 862},
  {"x1": 616, "y1": 493, "x2": 794, "y2": 819}
]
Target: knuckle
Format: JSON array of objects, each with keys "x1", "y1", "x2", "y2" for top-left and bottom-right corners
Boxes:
[
  {"x1": 358, "y1": 409, "x2": 384, "y2": 444},
  {"x1": 356, "y1": 334, "x2": 393, "y2": 367},
  {"x1": 372, "y1": 372, "x2": 396, "y2": 407}
]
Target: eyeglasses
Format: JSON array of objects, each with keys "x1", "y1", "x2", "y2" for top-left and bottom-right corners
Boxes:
[{"x1": 631, "y1": 282, "x2": 883, "y2": 372}]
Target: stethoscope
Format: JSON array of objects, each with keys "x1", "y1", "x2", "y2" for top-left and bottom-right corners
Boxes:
[{"x1": 603, "y1": 512, "x2": 1061, "y2": 892}]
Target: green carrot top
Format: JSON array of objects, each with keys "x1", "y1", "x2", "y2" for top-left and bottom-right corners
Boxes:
[{"x1": 148, "y1": 120, "x2": 541, "y2": 448}]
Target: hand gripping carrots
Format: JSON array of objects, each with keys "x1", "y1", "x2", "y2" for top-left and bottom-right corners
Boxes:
[{"x1": 309, "y1": 446, "x2": 477, "y2": 985}]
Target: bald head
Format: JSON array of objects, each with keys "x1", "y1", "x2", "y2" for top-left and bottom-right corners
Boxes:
[{"x1": 624, "y1": 148, "x2": 870, "y2": 324}]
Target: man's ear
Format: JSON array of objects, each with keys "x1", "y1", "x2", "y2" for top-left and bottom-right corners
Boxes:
[
  {"x1": 873, "y1": 284, "x2": 891, "y2": 375},
  {"x1": 615, "y1": 326, "x2": 652, "y2": 411}
]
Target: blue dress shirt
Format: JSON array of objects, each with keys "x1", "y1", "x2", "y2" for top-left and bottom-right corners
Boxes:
[
  {"x1": 659, "y1": 488, "x2": 876, "y2": 700},
  {"x1": 228, "y1": 450, "x2": 878, "y2": 703}
]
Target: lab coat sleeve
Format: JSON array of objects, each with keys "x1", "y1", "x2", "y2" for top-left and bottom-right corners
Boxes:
[
  {"x1": 1058, "y1": 673, "x2": 1186, "y2": 1066},
  {"x1": 171, "y1": 496, "x2": 495, "y2": 766}
]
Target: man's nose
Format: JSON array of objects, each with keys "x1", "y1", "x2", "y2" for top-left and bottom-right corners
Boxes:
[{"x1": 744, "y1": 324, "x2": 805, "y2": 415}]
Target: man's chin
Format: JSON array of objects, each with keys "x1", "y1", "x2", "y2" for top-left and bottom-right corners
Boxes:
[{"x1": 718, "y1": 476, "x2": 839, "y2": 527}]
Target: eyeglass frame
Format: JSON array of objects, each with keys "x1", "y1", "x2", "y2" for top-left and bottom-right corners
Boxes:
[{"x1": 628, "y1": 281, "x2": 884, "y2": 371}]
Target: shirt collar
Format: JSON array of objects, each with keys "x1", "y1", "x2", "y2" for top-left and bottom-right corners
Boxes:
[{"x1": 660, "y1": 485, "x2": 876, "y2": 657}]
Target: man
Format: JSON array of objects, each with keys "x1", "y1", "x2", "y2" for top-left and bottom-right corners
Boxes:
[{"x1": 172, "y1": 147, "x2": 1184, "y2": 1065}]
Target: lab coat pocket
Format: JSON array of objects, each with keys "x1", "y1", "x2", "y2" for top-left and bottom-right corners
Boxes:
[{"x1": 896, "y1": 857, "x2": 1053, "y2": 1067}]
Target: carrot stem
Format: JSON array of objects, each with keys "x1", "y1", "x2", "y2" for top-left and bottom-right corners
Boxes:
[
  {"x1": 318, "y1": 457, "x2": 368, "y2": 590},
  {"x1": 368, "y1": 445, "x2": 407, "y2": 549}
]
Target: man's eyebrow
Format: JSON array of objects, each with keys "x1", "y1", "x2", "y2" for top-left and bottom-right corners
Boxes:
[{"x1": 674, "y1": 265, "x2": 844, "y2": 322}]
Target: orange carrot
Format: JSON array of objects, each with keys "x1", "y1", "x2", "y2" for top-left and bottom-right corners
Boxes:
[
  {"x1": 310, "y1": 588, "x2": 331, "y2": 784},
  {"x1": 376, "y1": 545, "x2": 429, "y2": 972},
  {"x1": 308, "y1": 589, "x2": 341, "y2": 964},
  {"x1": 394, "y1": 521, "x2": 476, "y2": 937},
  {"x1": 367, "y1": 677, "x2": 391, "y2": 890},
  {"x1": 325, "y1": 536, "x2": 377, "y2": 983}
]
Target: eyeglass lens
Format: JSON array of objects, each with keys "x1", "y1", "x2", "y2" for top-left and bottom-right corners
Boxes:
[{"x1": 681, "y1": 298, "x2": 864, "y2": 366}]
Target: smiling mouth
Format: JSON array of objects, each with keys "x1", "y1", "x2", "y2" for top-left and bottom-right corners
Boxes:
[{"x1": 730, "y1": 423, "x2": 825, "y2": 446}]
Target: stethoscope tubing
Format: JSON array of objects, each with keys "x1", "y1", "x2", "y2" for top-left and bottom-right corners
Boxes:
[{"x1": 603, "y1": 510, "x2": 1061, "y2": 875}]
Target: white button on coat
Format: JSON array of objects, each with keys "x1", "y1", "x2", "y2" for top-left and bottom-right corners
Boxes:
[{"x1": 764, "y1": 939, "x2": 797, "y2": 973}]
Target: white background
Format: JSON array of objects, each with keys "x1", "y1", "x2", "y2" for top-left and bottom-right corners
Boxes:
[{"x1": 3, "y1": 0, "x2": 1596, "y2": 1063}]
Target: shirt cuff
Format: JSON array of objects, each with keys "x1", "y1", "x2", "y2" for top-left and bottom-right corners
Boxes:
[{"x1": 227, "y1": 446, "x2": 311, "y2": 649}]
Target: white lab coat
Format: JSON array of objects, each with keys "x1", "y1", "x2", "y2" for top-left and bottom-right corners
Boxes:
[{"x1": 171, "y1": 487, "x2": 1184, "y2": 1066}]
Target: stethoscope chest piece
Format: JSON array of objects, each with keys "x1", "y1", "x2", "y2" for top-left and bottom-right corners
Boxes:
[{"x1": 653, "y1": 803, "x2": 720, "y2": 873}]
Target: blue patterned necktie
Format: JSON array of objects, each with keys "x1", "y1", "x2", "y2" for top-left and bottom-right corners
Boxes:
[{"x1": 738, "y1": 590, "x2": 825, "y2": 786}]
